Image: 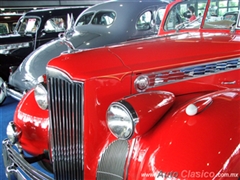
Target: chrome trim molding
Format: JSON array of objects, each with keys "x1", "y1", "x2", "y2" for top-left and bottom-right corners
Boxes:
[
  {"x1": 124, "y1": 138, "x2": 136, "y2": 178},
  {"x1": 46, "y1": 67, "x2": 73, "y2": 84},
  {"x1": 135, "y1": 57, "x2": 240, "y2": 92}
]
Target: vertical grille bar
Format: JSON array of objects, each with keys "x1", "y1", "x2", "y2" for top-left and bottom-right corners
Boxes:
[{"x1": 47, "y1": 68, "x2": 83, "y2": 180}]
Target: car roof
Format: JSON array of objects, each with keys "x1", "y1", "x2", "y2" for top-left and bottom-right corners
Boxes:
[
  {"x1": 79, "y1": 0, "x2": 169, "y2": 19},
  {"x1": 23, "y1": 6, "x2": 89, "y2": 17}
]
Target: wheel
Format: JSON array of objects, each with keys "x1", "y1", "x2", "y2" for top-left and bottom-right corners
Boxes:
[{"x1": 0, "y1": 77, "x2": 7, "y2": 105}]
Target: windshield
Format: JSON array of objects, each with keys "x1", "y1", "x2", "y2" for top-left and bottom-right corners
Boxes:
[
  {"x1": 16, "y1": 17, "x2": 40, "y2": 34},
  {"x1": 164, "y1": 0, "x2": 239, "y2": 31},
  {"x1": 164, "y1": 0, "x2": 208, "y2": 31}
]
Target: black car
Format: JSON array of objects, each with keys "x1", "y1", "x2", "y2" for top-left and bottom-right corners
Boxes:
[{"x1": 0, "y1": 6, "x2": 87, "y2": 81}]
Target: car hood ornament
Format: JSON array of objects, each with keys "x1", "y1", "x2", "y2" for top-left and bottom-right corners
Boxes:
[{"x1": 58, "y1": 13, "x2": 76, "y2": 52}]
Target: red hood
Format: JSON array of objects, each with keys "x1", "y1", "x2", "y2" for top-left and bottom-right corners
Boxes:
[{"x1": 47, "y1": 32, "x2": 240, "y2": 81}]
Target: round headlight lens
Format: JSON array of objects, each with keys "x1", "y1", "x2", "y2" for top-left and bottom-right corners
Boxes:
[
  {"x1": 34, "y1": 83, "x2": 48, "y2": 110},
  {"x1": 107, "y1": 102, "x2": 135, "y2": 140}
]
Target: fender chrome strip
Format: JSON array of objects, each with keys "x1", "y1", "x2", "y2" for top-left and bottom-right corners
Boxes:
[{"x1": 135, "y1": 57, "x2": 240, "y2": 92}]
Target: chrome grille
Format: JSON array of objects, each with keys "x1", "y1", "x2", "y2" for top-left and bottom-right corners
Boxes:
[
  {"x1": 47, "y1": 68, "x2": 84, "y2": 180},
  {"x1": 97, "y1": 140, "x2": 129, "y2": 180}
]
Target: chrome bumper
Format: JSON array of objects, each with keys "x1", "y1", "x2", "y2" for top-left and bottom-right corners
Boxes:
[
  {"x1": 0, "y1": 77, "x2": 25, "y2": 101},
  {"x1": 1, "y1": 80, "x2": 24, "y2": 101},
  {"x1": 2, "y1": 139, "x2": 52, "y2": 180},
  {"x1": 6, "y1": 87, "x2": 24, "y2": 101}
]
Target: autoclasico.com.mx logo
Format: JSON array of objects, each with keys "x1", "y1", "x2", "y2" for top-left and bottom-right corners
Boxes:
[{"x1": 141, "y1": 170, "x2": 239, "y2": 179}]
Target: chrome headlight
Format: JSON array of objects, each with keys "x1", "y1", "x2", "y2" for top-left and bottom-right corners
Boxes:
[
  {"x1": 34, "y1": 82, "x2": 48, "y2": 110},
  {"x1": 107, "y1": 101, "x2": 138, "y2": 140}
]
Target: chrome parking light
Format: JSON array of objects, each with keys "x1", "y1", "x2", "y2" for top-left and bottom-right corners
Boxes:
[
  {"x1": 6, "y1": 122, "x2": 21, "y2": 144},
  {"x1": 134, "y1": 75, "x2": 150, "y2": 92}
]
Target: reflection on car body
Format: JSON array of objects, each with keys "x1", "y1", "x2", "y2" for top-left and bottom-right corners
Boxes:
[{"x1": 0, "y1": 0, "x2": 169, "y2": 104}]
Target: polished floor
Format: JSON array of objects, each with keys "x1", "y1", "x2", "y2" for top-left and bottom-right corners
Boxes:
[{"x1": 0, "y1": 97, "x2": 18, "y2": 180}]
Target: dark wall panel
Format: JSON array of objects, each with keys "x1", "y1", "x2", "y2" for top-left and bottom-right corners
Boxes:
[{"x1": 0, "y1": 0, "x2": 105, "y2": 7}]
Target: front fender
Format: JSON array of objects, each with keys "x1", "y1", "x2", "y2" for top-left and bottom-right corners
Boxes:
[
  {"x1": 128, "y1": 89, "x2": 240, "y2": 179},
  {"x1": 0, "y1": 54, "x2": 22, "y2": 80},
  {"x1": 14, "y1": 89, "x2": 49, "y2": 155}
]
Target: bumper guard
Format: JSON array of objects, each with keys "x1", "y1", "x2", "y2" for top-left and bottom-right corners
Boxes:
[{"x1": 2, "y1": 139, "x2": 52, "y2": 180}]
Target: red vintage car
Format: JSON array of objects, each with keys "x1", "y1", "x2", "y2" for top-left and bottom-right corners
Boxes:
[{"x1": 2, "y1": 0, "x2": 240, "y2": 179}]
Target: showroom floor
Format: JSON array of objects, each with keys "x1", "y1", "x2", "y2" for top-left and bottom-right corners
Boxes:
[{"x1": 0, "y1": 97, "x2": 18, "y2": 179}]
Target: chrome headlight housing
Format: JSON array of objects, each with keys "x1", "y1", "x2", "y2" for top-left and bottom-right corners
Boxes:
[
  {"x1": 107, "y1": 101, "x2": 138, "y2": 140},
  {"x1": 34, "y1": 82, "x2": 48, "y2": 110}
]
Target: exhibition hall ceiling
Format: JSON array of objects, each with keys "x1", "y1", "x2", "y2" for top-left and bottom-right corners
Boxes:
[
  {"x1": 0, "y1": 0, "x2": 104, "y2": 7},
  {"x1": 0, "y1": 0, "x2": 104, "y2": 14}
]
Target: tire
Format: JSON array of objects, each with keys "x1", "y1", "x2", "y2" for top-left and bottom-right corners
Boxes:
[
  {"x1": 38, "y1": 160, "x2": 53, "y2": 173},
  {"x1": 0, "y1": 71, "x2": 8, "y2": 82},
  {"x1": 0, "y1": 77, "x2": 6, "y2": 105}
]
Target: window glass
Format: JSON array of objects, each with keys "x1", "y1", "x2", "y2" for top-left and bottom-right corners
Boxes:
[
  {"x1": 136, "y1": 11, "x2": 153, "y2": 31},
  {"x1": 229, "y1": 0, "x2": 239, "y2": 6},
  {"x1": 238, "y1": 16, "x2": 240, "y2": 28},
  {"x1": 75, "y1": 12, "x2": 94, "y2": 26},
  {"x1": 164, "y1": 1, "x2": 208, "y2": 31},
  {"x1": 0, "y1": 23, "x2": 8, "y2": 35},
  {"x1": 155, "y1": 8, "x2": 166, "y2": 31},
  {"x1": 164, "y1": 4, "x2": 186, "y2": 30},
  {"x1": 91, "y1": 11, "x2": 116, "y2": 25},
  {"x1": 12, "y1": 22, "x2": 17, "y2": 32},
  {"x1": 44, "y1": 17, "x2": 65, "y2": 32},
  {"x1": 218, "y1": 0, "x2": 228, "y2": 7}
]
